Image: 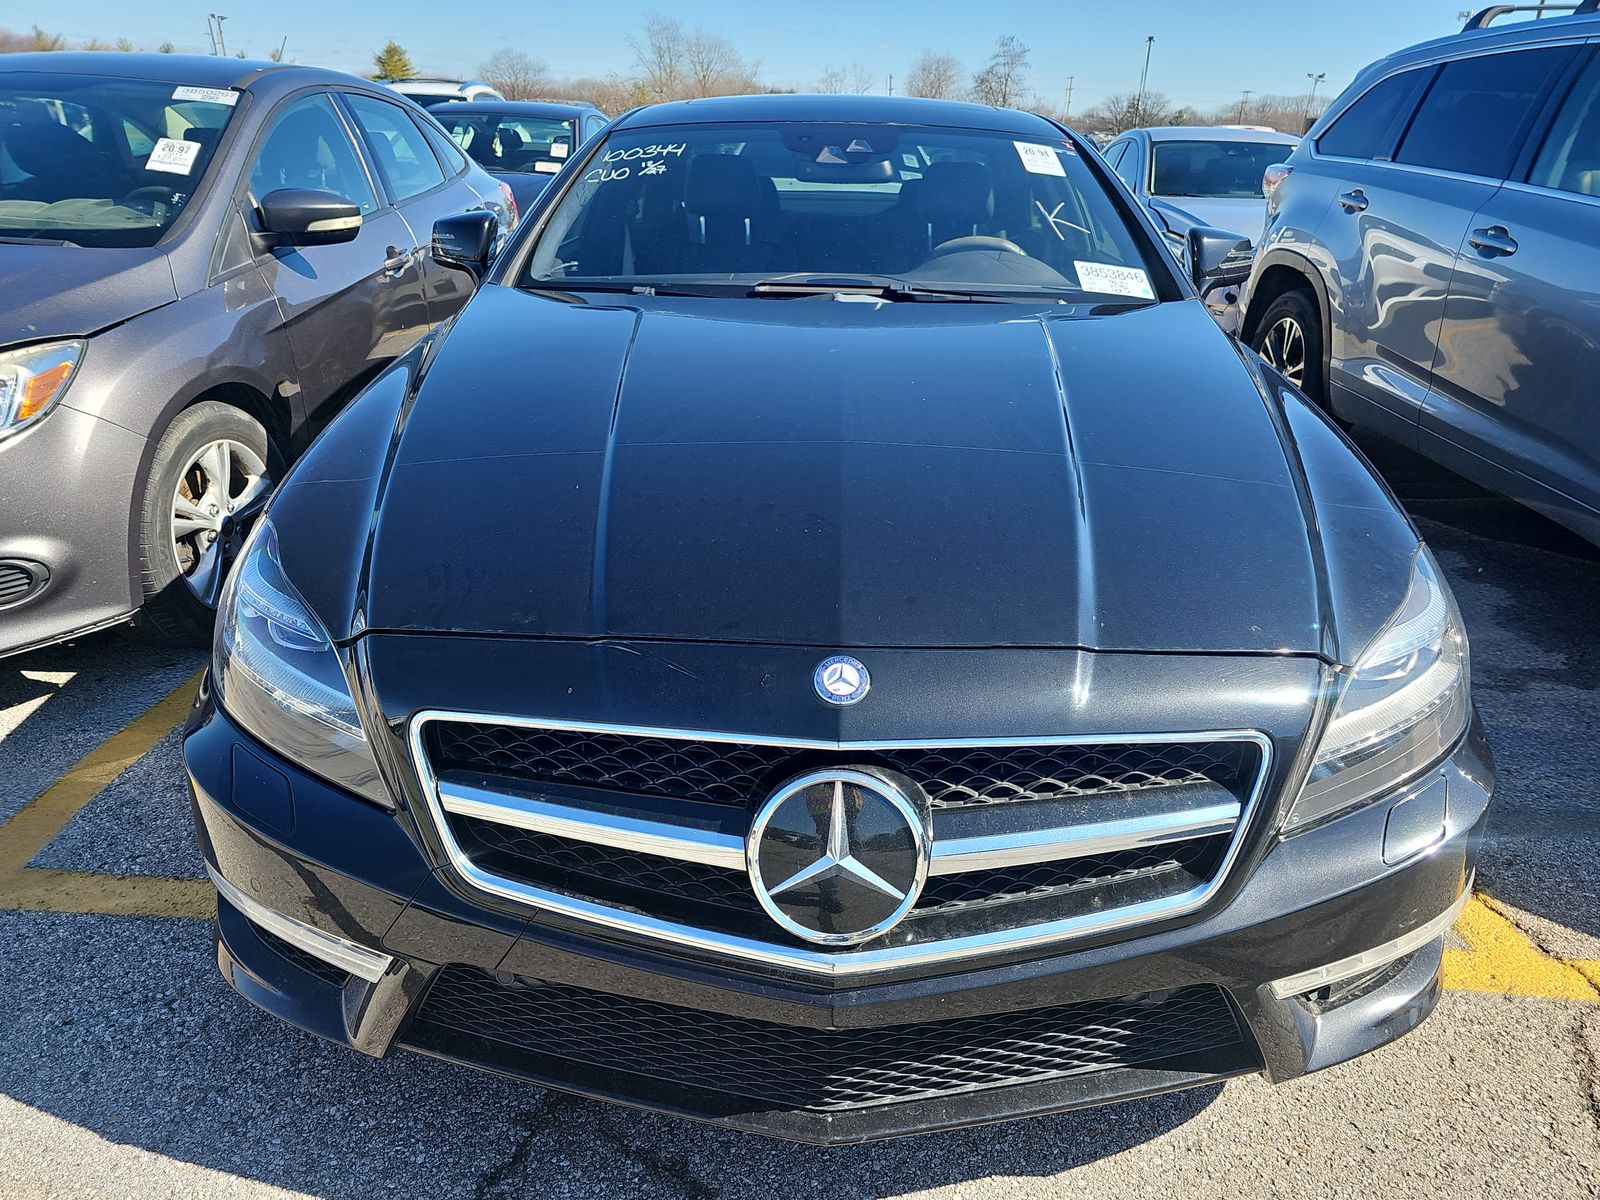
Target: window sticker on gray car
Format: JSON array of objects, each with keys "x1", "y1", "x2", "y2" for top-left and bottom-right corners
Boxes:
[
  {"x1": 1074, "y1": 261, "x2": 1155, "y2": 299},
  {"x1": 172, "y1": 85, "x2": 239, "y2": 106},
  {"x1": 147, "y1": 137, "x2": 201, "y2": 175}
]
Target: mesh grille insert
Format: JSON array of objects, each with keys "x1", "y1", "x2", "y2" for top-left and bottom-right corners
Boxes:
[
  {"x1": 408, "y1": 967, "x2": 1246, "y2": 1112},
  {"x1": 430, "y1": 724, "x2": 1259, "y2": 810}
]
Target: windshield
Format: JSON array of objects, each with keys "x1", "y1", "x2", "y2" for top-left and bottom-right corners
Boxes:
[
  {"x1": 521, "y1": 121, "x2": 1164, "y2": 302},
  {"x1": 435, "y1": 111, "x2": 576, "y2": 176},
  {"x1": 0, "y1": 73, "x2": 237, "y2": 247},
  {"x1": 1150, "y1": 139, "x2": 1292, "y2": 199}
]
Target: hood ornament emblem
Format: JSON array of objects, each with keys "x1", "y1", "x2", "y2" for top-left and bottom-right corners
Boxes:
[{"x1": 813, "y1": 655, "x2": 870, "y2": 706}]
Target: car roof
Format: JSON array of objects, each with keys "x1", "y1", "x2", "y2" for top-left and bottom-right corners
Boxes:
[
  {"x1": 1372, "y1": 9, "x2": 1600, "y2": 73},
  {"x1": 431, "y1": 99, "x2": 600, "y2": 118},
  {"x1": 0, "y1": 50, "x2": 353, "y2": 91},
  {"x1": 612, "y1": 92, "x2": 1064, "y2": 135},
  {"x1": 1131, "y1": 125, "x2": 1300, "y2": 144}
]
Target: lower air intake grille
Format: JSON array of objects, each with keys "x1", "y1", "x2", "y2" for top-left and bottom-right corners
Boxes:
[
  {"x1": 406, "y1": 967, "x2": 1245, "y2": 1112},
  {"x1": 0, "y1": 560, "x2": 46, "y2": 608}
]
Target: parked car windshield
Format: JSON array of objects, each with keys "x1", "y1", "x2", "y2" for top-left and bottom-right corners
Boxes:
[
  {"x1": 435, "y1": 111, "x2": 577, "y2": 175},
  {"x1": 0, "y1": 72, "x2": 237, "y2": 247},
  {"x1": 522, "y1": 121, "x2": 1164, "y2": 302},
  {"x1": 1151, "y1": 139, "x2": 1292, "y2": 198}
]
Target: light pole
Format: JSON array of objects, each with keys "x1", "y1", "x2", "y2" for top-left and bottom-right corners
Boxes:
[
  {"x1": 208, "y1": 14, "x2": 228, "y2": 56},
  {"x1": 1136, "y1": 36, "x2": 1154, "y2": 122},
  {"x1": 1306, "y1": 71, "x2": 1326, "y2": 118}
]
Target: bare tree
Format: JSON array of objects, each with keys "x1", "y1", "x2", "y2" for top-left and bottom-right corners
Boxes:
[
  {"x1": 905, "y1": 50, "x2": 962, "y2": 99},
  {"x1": 683, "y1": 24, "x2": 758, "y2": 97},
  {"x1": 631, "y1": 12, "x2": 686, "y2": 99},
  {"x1": 1080, "y1": 90, "x2": 1173, "y2": 135},
  {"x1": 562, "y1": 73, "x2": 651, "y2": 115},
  {"x1": 481, "y1": 48, "x2": 551, "y2": 101},
  {"x1": 816, "y1": 62, "x2": 873, "y2": 94},
  {"x1": 970, "y1": 35, "x2": 1029, "y2": 108}
]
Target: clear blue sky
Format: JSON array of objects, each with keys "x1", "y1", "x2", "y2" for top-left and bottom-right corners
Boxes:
[{"x1": 8, "y1": 1, "x2": 1472, "y2": 112}]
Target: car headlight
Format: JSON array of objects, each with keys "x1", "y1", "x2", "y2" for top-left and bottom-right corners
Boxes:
[
  {"x1": 0, "y1": 340, "x2": 84, "y2": 439},
  {"x1": 1284, "y1": 548, "x2": 1469, "y2": 832},
  {"x1": 213, "y1": 519, "x2": 389, "y2": 806}
]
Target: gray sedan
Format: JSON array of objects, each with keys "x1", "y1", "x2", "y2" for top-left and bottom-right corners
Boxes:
[{"x1": 0, "y1": 53, "x2": 511, "y2": 657}]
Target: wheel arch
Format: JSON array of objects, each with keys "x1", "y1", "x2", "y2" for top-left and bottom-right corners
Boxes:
[
  {"x1": 1242, "y1": 251, "x2": 1334, "y2": 390},
  {"x1": 124, "y1": 380, "x2": 292, "y2": 604}
]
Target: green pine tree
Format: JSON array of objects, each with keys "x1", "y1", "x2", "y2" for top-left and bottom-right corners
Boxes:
[{"x1": 372, "y1": 40, "x2": 415, "y2": 81}]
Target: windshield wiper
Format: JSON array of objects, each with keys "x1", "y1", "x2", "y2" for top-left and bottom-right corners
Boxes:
[
  {"x1": 748, "y1": 274, "x2": 1062, "y2": 303},
  {"x1": 520, "y1": 279, "x2": 734, "y2": 298},
  {"x1": 0, "y1": 234, "x2": 78, "y2": 247}
]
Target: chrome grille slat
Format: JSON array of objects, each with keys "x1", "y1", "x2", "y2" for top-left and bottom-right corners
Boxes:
[
  {"x1": 409, "y1": 713, "x2": 1273, "y2": 979},
  {"x1": 435, "y1": 776, "x2": 1242, "y2": 877}
]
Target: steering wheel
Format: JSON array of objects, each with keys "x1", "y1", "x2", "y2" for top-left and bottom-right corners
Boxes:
[
  {"x1": 928, "y1": 235, "x2": 1028, "y2": 257},
  {"x1": 120, "y1": 186, "x2": 176, "y2": 216}
]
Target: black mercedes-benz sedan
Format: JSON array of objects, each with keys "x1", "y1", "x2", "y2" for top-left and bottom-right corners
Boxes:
[{"x1": 184, "y1": 94, "x2": 1492, "y2": 1144}]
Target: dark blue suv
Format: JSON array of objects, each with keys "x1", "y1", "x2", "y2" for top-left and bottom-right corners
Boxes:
[{"x1": 1243, "y1": 2, "x2": 1600, "y2": 544}]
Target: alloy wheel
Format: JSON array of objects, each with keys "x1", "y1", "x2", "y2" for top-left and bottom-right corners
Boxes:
[
  {"x1": 170, "y1": 439, "x2": 271, "y2": 606},
  {"x1": 1261, "y1": 316, "x2": 1307, "y2": 388}
]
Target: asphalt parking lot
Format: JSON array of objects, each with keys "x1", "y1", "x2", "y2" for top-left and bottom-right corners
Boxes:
[{"x1": 2, "y1": 437, "x2": 1599, "y2": 1199}]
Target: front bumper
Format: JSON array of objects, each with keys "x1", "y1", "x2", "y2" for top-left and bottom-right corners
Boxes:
[
  {"x1": 186, "y1": 685, "x2": 1492, "y2": 1145},
  {"x1": 0, "y1": 404, "x2": 147, "y2": 658}
]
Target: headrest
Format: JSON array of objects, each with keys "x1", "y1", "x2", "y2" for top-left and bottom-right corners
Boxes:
[
  {"x1": 4, "y1": 120, "x2": 98, "y2": 176},
  {"x1": 918, "y1": 160, "x2": 992, "y2": 225},
  {"x1": 685, "y1": 154, "x2": 763, "y2": 218}
]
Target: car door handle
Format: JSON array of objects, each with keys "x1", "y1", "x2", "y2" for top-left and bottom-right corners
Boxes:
[
  {"x1": 381, "y1": 246, "x2": 413, "y2": 278},
  {"x1": 1468, "y1": 226, "x2": 1518, "y2": 257},
  {"x1": 1336, "y1": 189, "x2": 1368, "y2": 213}
]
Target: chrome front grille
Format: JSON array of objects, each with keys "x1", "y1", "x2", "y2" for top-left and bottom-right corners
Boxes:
[{"x1": 409, "y1": 714, "x2": 1272, "y2": 978}]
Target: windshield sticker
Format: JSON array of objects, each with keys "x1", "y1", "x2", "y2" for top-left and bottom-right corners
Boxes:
[
  {"x1": 172, "y1": 85, "x2": 239, "y2": 106},
  {"x1": 147, "y1": 137, "x2": 202, "y2": 175},
  {"x1": 535, "y1": 160, "x2": 560, "y2": 173},
  {"x1": 1036, "y1": 200, "x2": 1089, "y2": 242},
  {"x1": 1014, "y1": 140, "x2": 1066, "y2": 176},
  {"x1": 1074, "y1": 260, "x2": 1156, "y2": 300},
  {"x1": 550, "y1": 142, "x2": 569, "y2": 158}
]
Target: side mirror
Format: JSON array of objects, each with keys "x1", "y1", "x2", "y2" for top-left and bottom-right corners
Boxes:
[
  {"x1": 432, "y1": 211, "x2": 499, "y2": 282},
  {"x1": 257, "y1": 188, "x2": 362, "y2": 246},
  {"x1": 1186, "y1": 225, "x2": 1254, "y2": 293}
]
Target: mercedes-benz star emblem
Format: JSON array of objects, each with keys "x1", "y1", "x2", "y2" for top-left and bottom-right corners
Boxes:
[
  {"x1": 746, "y1": 768, "x2": 930, "y2": 945},
  {"x1": 813, "y1": 654, "x2": 870, "y2": 705}
]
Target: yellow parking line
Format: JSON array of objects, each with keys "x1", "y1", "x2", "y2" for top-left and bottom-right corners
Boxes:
[
  {"x1": 1442, "y1": 894, "x2": 1600, "y2": 1003},
  {"x1": 0, "y1": 669, "x2": 211, "y2": 918}
]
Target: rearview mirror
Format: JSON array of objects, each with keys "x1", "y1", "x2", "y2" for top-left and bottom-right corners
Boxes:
[
  {"x1": 1186, "y1": 226, "x2": 1254, "y2": 293},
  {"x1": 432, "y1": 211, "x2": 499, "y2": 282},
  {"x1": 257, "y1": 188, "x2": 362, "y2": 246}
]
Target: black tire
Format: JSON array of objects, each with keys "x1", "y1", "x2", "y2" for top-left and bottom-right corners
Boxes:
[
  {"x1": 1249, "y1": 288, "x2": 1328, "y2": 411},
  {"x1": 137, "y1": 401, "x2": 272, "y2": 646}
]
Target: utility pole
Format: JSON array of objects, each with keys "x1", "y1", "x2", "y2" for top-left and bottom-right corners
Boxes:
[
  {"x1": 1237, "y1": 89, "x2": 1252, "y2": 123},
  {"x1": 1136, "y1": 36, "x2": 1154, "y2": 122},
  {"x1": 1064, "y1": 74, "x2": 1075, "y2": 120},
  {"x1": 887, "y1": 73, "x2": 893, "y2": 96},
  {"x1": 1306, "y1": 71, "x2": 1326, "y2": 122}
]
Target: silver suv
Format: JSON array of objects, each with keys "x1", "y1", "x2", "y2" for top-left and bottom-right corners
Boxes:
[{"x1": 1242, "y1": 3, "x2": 1600, "y2": 544}]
